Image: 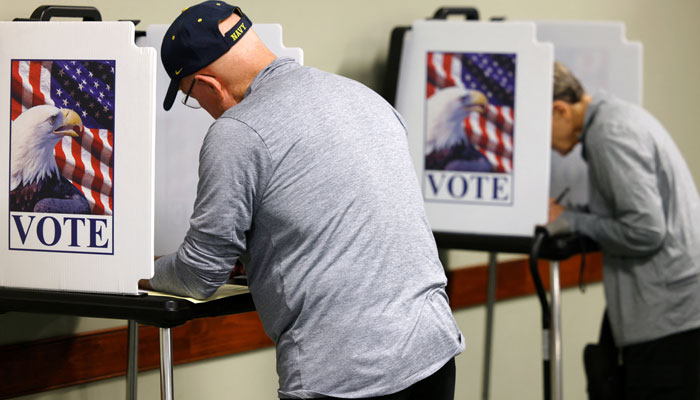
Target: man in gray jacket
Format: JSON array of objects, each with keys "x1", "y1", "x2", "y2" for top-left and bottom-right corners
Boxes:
[
  {"x1": 141, "y1": 2, "x2": 464, "y2": 399},
  {"x1": 548, "y1": 61, "x2": 700, "y2": 399}
]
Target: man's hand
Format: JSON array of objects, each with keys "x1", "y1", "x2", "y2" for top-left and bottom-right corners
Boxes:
[
  {"x1": 137, "y1": 256, "x2": 161, "y2": 291},
  {"x1": 548, "y1": 197, "x2": 566, "y2": 223},
  {"x1": 230, "y1": 259, "x2": 246, "y2": 278},
  {"x1": 138, "y1": 279, "x2": 153, "y2": 291}
]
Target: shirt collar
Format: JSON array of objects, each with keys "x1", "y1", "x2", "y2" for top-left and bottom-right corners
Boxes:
[
  {"x1": 580, "y1": 91, "x2": 606, "y2": 160},
  {"x1": 244, "y1": 57, "x2": 297, "y2": 99}
]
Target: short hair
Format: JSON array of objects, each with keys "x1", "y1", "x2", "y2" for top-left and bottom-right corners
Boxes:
[{"x1": 553, "y1": 61, "x2": 585, "y2": 103}]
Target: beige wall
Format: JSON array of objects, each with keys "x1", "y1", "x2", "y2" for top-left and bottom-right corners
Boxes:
[
  {"x1": 2, "y1": 0, "x2": 698, "y2": 399},
  {"x1": 3, "y1": 0, "x2": 699, "y2": 182}
]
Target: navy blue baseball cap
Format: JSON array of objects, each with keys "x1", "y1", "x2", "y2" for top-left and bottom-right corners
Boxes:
[{"x1": 161, "y1": 1, "x2": 252, "y2": 111}]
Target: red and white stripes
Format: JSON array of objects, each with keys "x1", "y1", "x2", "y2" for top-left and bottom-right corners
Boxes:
[
  {"x1": 10, "y1": 60, "x2": 114, "y2": 215},
  {"x1": 463, "y1": 105, "x2": 514, "y2": 173},
  {"x1": 427, "y1": 52, "x2": 515, "y2": 173}
]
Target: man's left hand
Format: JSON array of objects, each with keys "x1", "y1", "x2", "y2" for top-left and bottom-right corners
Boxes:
[
  {"x1": 138, "y1": 279, "x2": 153, "y2": 291},
  {"x1": 548, "y1": 198, "x2": 566, "y2": 223}
]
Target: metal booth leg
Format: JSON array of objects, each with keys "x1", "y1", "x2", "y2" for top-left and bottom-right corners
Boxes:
[
  {"x1": 160, "y1": 328, "x2": 174, "y2": 400},
  {"x1": 127, "y1": 320, "x2": 138, "y2": 400},
  {"x1": 482, "y1": 252, "x2": 498, "y2": 400},
  {"x1": 549, "y1": 261, "x2": 562, "y2": 400}
]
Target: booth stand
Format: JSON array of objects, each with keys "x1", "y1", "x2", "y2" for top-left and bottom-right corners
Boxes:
[
  {"x1": 0, "y1": 286, "x2": 255, "y2": 400},
  {"x1": 383, "y1": 9, "x2": 637, "y2": 399},
  {"x1": 386, "y1": 8, "x2": 557, "y2": 399},
  {"x1": 435, "y1": 232, "x2": 598, "y2": 400}
]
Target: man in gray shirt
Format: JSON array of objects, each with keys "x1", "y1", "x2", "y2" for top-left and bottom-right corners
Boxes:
[
  {"x1": 141, "y1": 2, "x2": 464, "y2": 399},
  {"x1": 548, "y1": 61, "x2": 700, "y2": 399}
]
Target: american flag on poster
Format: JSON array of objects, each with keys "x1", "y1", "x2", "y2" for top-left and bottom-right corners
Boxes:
[
  {"x1": 10, "y1": 59, "x2": 114, "y2": 215},
  {"x1": 426, "y1": 52, "x2": 515, "y2": 173}
]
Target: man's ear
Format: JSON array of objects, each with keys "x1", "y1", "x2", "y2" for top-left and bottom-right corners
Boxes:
[
  {"x1": 552, "y1": 100, "x2": 571, "y2": 119},
  {"x1": 197, "y1": 74, "x2": 224, "y2": 99}
]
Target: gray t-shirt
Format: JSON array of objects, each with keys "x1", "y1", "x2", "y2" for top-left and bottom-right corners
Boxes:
[
  {"x1": 151, "y1": 58, "x2": 464, "y2": 398},
  {"x1": 562, "y1": 92, "x2": 700, "y2": 346}
]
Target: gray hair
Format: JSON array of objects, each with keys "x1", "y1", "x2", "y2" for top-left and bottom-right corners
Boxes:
[{"x1": 553, "y1": 61, "x2": 585, "y2": 103}]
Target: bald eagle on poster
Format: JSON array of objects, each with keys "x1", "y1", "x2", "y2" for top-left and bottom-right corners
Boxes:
[
  {"x1": 10, "y1": 105, "x2": 91, "y2": 214},
  {"x1": 425, "y1": 87, "x2": 493, "y2": 172}
]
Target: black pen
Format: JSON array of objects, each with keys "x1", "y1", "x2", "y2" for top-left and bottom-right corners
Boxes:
[{"x1": 555, "y1": 187, "x2": 570, "y2": 204}]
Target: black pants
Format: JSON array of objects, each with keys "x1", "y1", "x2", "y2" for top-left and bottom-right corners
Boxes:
[
  {"x1": 623, "y1": 327, "x2": 700, "y2": 399},
  {"x1": 320, "y1": 358, "x2": 456, "y2": 400}
]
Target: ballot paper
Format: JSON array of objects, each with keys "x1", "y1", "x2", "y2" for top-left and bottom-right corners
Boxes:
[{"x1": 144, "y1": 284, "x2": 250, "y2": 304}]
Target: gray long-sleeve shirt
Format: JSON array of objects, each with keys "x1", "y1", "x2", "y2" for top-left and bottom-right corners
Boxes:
[
  {"x1": 561, "y1": 92, "x2": 700, "y2": 346},
  {"x1": 150, "y1": 58, "x2": 464, "y2": 398}
]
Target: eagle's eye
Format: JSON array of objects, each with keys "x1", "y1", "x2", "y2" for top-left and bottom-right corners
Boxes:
[{"x1": 48, "y1": 115, "x2": 56, "y2": 126}]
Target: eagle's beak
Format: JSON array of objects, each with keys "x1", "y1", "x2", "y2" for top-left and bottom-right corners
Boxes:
[
  {"x1": 471, "y1": 91, "x2": 488, "y2": 106},
  {"x1": 462, "y1": 90, "x2": 489, "y2": 114},
  {"x1": 54, "y1": 109, "x2": 83, "y2": 138}
]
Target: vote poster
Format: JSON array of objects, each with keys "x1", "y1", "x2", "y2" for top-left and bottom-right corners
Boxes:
[
  {"x1": 424, "y1": 51, "x2": 515, "y2": 206},
  {"x1": 9, "y1": 59, "x2": 115, "y2": 254},
  {"x1": 395, "y1": 21, "x2": 552, "y2": 237}
]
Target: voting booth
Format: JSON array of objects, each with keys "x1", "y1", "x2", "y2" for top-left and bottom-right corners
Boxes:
[
  {"x1": 0, "y1": 17, "x2": 303, "y2": 293},
  {"x1": 395, "y1": 20, "x2": 553, "y2": 238},
  {"x1": 393, "y1": 19, "x2": 642, "y2": 240},
  {"x1": 0, "y1": 20, "x2": 155, "y2": 295},
  {"x1": 392, "y1": 18, "x2": 556, "y2": 400}
]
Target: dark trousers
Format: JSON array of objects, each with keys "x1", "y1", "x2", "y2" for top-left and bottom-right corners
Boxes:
[
  {"x1": 622, "y1": 327, "x2": 700, "y2": 399},
  {"x1": 320, "y1": 358, "x2": 456, "y2": 400}
]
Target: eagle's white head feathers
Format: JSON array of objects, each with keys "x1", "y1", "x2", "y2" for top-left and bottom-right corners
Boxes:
[
  {"x1": 10, "y1": 105, "x2": 83, "y2": 190},
  {"x1": 426, "y1": 87, "x2": 488, "y2": 154}
]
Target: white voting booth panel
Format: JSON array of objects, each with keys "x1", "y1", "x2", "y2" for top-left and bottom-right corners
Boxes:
[
  {"x1": 136, "y1": 24, "x2": 302, "y2": 256},
  {"x1": 0, "y1": 22, "x2": 156, "y2": 294},
  {"x1": 536, "y1": 21, "x2": 643, "y2": 208},
  {"x1": 396, "y1": 21, "x2": 553, "y2": 237}
]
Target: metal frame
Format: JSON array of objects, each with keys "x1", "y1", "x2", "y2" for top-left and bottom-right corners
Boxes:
[
  {"x1": 549, "y1": 261, "x2": 563, "y2": 400},
  {"x1": 0, "y1": 287, "x2": 255, "y2": 400},
  {"x1": 125, "y1": 323, "x2": 175, "y2": 400},
  {"x1": 127, "y1": 320, "x2": 139, "y2": 400},
  {"x1": 481, "y1": 252, "x2": 498, "y2": 400},
  {"x1": 435, "y1": 231, "x2": 595, "y2": 400}
]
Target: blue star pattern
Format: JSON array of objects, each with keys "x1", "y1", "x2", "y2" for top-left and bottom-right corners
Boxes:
[{"x1": 51, "y1": 60, "x2": 115, "y2": 132}]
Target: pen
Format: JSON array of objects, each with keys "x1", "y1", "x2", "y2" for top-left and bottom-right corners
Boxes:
[{"x1": 555, "y1": 187, "x2": 570, "y2": 204}]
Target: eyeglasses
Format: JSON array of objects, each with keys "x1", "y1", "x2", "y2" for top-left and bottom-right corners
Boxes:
[{"x1": 181, "y1": 74, "x2": 215, "y2": 109}]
